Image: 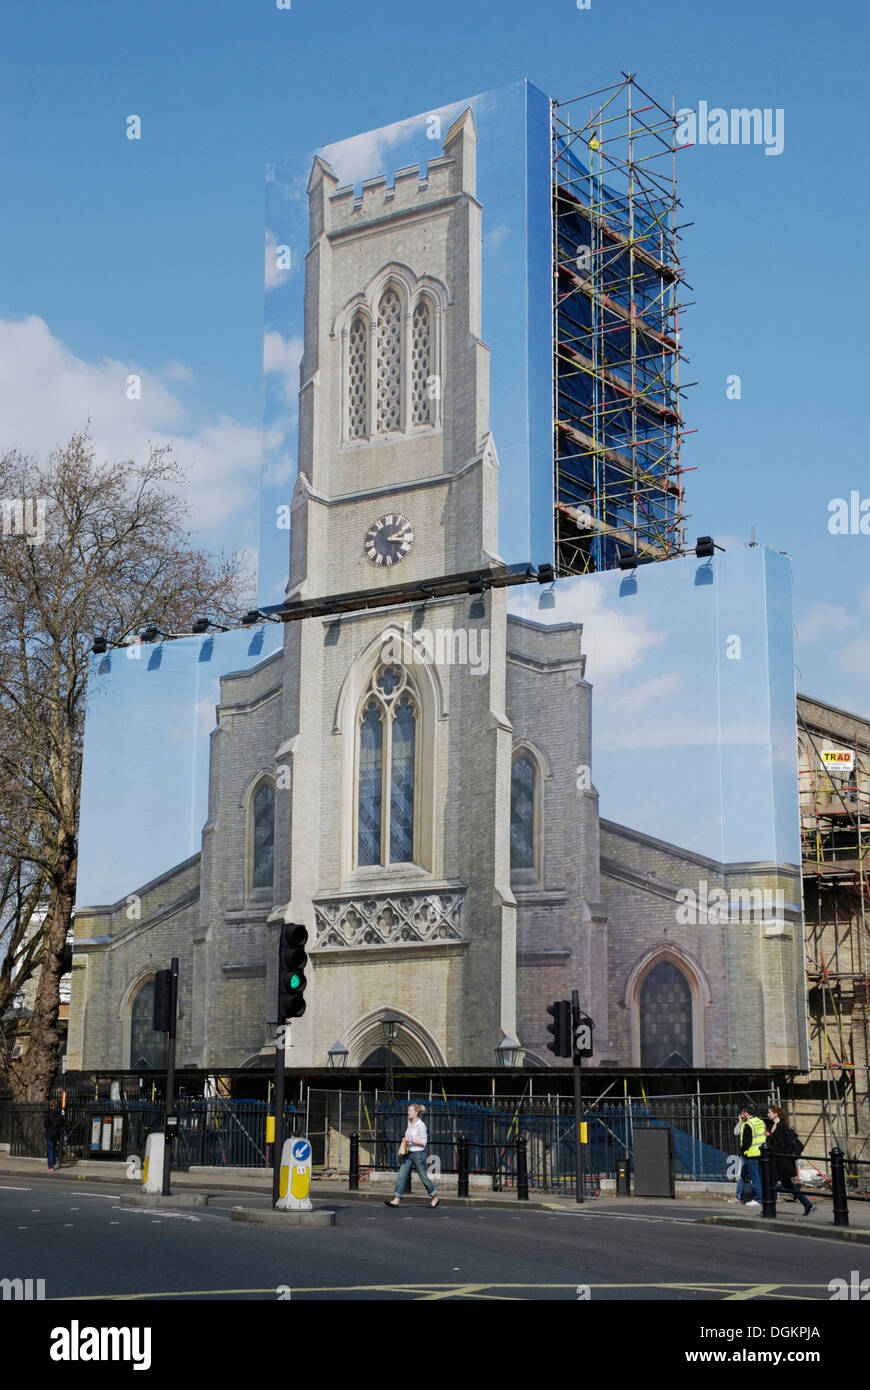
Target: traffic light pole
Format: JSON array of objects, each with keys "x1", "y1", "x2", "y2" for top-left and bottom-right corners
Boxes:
[
  {"x1": 161, "y1": 957, "x2": 178, "y2": 1197},
  {"x1": 572, "y1": 987, "x2": 584, "y2": 1205},
  {"x1": 271, "y1": 1024, "x2": 285, "y2": 1208}
]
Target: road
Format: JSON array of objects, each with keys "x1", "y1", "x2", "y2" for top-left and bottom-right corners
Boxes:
[{"x1": 0, "y1": 1172, "x2": 862, "y2": 1301}]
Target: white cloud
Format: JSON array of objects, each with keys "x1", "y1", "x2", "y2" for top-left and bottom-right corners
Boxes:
[
  {"x1": 484, "y1": 224, "x2": 510, "y2": 249},
  {"x1": 797, "y1": 603, "x2": 854, "y2": 644},
  {"x1": 611, "y1": 672, "x2": 681, "y2": 713},
  {"x1": 0, "y1": 315, "x2": 264, "y2": 547},
  {"x1": 508, "y1": 576, "x2": 665, "y2": 684}
]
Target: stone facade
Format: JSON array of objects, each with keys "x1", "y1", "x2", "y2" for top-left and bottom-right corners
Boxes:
[{"x1": 68, "y1": 111, "x2": 808, "y2": 1081}]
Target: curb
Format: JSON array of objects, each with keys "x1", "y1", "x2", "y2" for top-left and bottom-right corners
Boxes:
[
  {"x1": 697, "y1": 1215, "x2": 870, "y2": 1244},
  {"x1": 231, "y1": 1208, "x2": 336, "y2": 1228}
]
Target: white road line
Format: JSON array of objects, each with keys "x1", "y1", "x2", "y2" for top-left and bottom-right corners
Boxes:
[
  {"x1": 74, "y1": 1193, "x2": 120, "y2": 1200},
  {"x1": 0, "y1": 1185, "x2": 31, "y2": 1191}
]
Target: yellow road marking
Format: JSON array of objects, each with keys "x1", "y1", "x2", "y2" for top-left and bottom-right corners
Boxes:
[
  {"x1": 723, "y1": 1284, "x2": 781, "y2": 1301},
  {"x1": 59, "y1": 1280, "x2": 830, "y2": 1301}
]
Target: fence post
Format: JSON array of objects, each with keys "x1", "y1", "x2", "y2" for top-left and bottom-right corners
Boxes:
[
  {"x1": 457, "y1": 1133, "x2": 469, "y2": 1197},
  {"x1": 349, "y1": 1132, "x2": 359, "y2": 1192},
  {"x1": 516, "y1": 1136, "x2": 529, "y2": 1201},
  {"x1": 830, "y1": 1147, "x2": 849, "y2": 1227},
  {"x1": 760, "y1": 1144, "x2": 776, "y2": 1219}
]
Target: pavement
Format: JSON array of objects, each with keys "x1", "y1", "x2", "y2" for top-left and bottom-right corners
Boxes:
[{"x1": 2, "y1": 1154, "x2": 867, "y2": 1241}]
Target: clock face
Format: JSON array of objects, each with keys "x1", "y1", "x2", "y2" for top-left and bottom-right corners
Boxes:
[{"x1": 363, "y1": 513, "x2": 415, "y2": 569}]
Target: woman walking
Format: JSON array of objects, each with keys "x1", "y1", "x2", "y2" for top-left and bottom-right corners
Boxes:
[
  {"x1": 385, "y1": 1103, "x2": 439, "y2": 1208},
  {"x1": 765, "y1": 1105, "x2": 816, "y2": 1215}
]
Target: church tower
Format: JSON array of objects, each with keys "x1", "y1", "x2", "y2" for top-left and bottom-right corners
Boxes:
[{"x1": 288, "y1": 109, "x2": 500, "y2": 600}]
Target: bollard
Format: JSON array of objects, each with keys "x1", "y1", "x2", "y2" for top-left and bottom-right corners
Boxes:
[
  {"x1": 516, "y1": 1135, "x2": 529, "y2": 1202},
  {"x1": 457, "y1": 1133, "x2": 469, "y2": 1198},
  {"x1": 349, "y1": 1131, "x2": 359, "y2": 1192},
  {"x1": 830, "y1": 1147, "x2": 849, "y2": 1227},
  {"x1": 760, "y1": 1144, "x2": 776, "y2": 1219}
]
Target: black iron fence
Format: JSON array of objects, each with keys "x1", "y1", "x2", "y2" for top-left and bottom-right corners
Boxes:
[
  {"x1": 0, "y1": 1091, "x2": 301, "y2": 1170},
  {"x1": 305, "y1": 1087, "x2": 782, "y2": 1193}
]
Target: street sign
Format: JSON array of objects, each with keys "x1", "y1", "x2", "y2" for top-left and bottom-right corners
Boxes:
[
  {"x1": 277, "y1": 1136, "x2": 313, "y2": 1211},
  {"x1": 574, "y1": 1023, "x2": 593, "y2": 1056}
]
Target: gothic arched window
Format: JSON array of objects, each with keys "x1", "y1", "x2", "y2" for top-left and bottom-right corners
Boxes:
[
  {"x1": 640, "y1": 961, "x2": 693, "y2": 1067},
  {"x1": 251, "y1": 779, "x2": 275, "y2": 890},
  {"x1": 129, "y1": 978, "x2": 168, "y2": 1070},
  {"x1": 410, "y1": 297, "x2": 432, "y2": 426},
  {"x1": 348, "y1": 312, "x2": 368, "y2": 439},
  {"x1": 376, "y1": 288, "x2": 402, "y2": 431},
  {"x1": 357, "y1": 664, "x2": 418, "y2": 867},
  {"x1": 510, "y1": 754, "x2": 537, "y2": 871}
]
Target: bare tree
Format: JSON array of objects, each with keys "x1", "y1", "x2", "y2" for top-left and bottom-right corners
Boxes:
[{"x1": 0, "y1": 430, "x2": 249, "y2": 1099}]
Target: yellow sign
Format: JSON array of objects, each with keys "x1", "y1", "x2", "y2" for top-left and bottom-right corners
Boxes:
[
  {"x1": 822, "y1": 748, "x2": 855, "y2": 770},
  {"x1": 266, "y1": 1116, "x2": 276, "y2": 1144},
  {"x1": 580, "y1": 1122, "x2": 588, "y2": 1144}
]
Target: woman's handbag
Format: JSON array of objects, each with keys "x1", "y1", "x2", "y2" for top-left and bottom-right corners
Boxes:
[{"x1": 399, "y1": 1138, "x2": 408, "y2": 1156}]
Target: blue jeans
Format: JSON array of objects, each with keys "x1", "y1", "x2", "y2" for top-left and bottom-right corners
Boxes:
[
  {"x1": 737, "y1": 1157, "x2": 761, "y2": 1202},
  {"x1": 47, "y1": 1139, "x2": 57, "y2": 1169},
  {"x1": 393, "y1": 1148, "x2": 437, "y2": 1198}
]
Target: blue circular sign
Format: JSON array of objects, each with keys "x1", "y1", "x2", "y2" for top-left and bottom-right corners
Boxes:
[{"x1": 292, "y1": 1139, "x2": 311, "y2": 1163}]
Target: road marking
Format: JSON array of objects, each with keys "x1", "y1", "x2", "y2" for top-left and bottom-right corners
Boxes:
[
  {"x1": 0, "y1": 1185, "x2": 30, "y2": 1191},
  {"x1": 65, "y1": 1280, "x2": 832, "y2": 1302},
  {"x1": 120, "y1": 1208, "x2": 202, "y2": 1222},
  {"x1": 724, "y1": 1283, "x2": 782, "y2": 1301},
  {"x1": 75, "y1": 1193, "x2": 119, "y2": 1200}
]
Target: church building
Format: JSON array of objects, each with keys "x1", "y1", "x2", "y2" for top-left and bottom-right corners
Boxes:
[{"x1": 68, "y1": 111, "x2": 807, "y2": 1080}]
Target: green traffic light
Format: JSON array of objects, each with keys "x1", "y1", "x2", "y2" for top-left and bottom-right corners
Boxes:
[{"x1": 289, "y1": 973, "x2": 301, "y2": 990}]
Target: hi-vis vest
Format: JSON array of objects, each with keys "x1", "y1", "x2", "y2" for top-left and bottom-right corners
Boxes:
[{"x1": 745, "y1": 1115, "x2": 767, "y2": 1157}]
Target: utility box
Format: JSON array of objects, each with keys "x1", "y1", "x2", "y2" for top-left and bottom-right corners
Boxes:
[
  {"x1": 616, "y1": 1157, "x2": 631, "y2": 1196},
  {"x1": 633, "y1": 1127, "x2": 675, "y2": 1198}
]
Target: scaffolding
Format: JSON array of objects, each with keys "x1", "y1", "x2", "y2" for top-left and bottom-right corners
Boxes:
[
  {"x1": 794, "y1": 701, "x2": 870, "y2": 1175},
  {"x1": 553, "y1": 74, "x2": 693, "y2": 575}
]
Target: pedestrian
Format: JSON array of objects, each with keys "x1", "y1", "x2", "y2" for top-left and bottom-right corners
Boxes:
[
  {"x1": 384, "y1": 1103, "x2": 439, "y2": 1208},
  {"x1": 765, "y1": 1105, "x2": 816, "y2": 1216},
  {"x1": 44, "y1": 1099, "x2": 64, "y2": 1172},
  {"x1": 731, "y1": 1103, "x2": 766, "y2": 1209}
]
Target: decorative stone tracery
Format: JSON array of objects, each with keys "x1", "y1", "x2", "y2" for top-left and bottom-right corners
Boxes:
[{"x1": 313, "y1": 889, "x2": 465, "y2": 949}]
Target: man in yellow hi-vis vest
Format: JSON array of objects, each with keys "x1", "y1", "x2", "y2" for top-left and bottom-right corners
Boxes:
[{"x1": 735, "y1": 1104, "x2": 767, "y2": 1208}]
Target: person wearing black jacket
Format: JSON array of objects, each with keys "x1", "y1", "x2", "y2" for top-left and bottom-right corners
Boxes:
[
  {"x1": 44, "y1": 1099, "x2": 64, "y2": 1171},
  {"x1": 765, "y1": 1105, "x2": 816, "y2": 1215}
]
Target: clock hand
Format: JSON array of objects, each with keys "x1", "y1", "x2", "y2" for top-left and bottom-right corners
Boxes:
[{"x1": 386, "y1": 532, "x2": 411, "y2": 542}]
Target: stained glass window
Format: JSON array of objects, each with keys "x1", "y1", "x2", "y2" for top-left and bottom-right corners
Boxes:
[
  {"x1": 640, "y1": 962, "x2": 692, "y2": 1067},
  {"x1": 252, "y1": 781, "x2": 275, "y2": 889},
  {"x1": 358, "y1": 700, "x2": 384, "y2": 866},
  {"x1": 510, "y1": 755, "x2": 536, "y2": 870},
  {"x1": 390, "y1": 695, "x2": 416, "y2": 862},
  {"x1": 357, "y1": 666, "x2": 417, "y2": 867}
]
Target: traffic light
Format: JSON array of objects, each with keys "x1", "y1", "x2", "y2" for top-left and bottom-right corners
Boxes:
[
  {"x1": 152, "y1": 969, "x2": 173, "y2": 1033},
  {"x1": 278, "y1": 923, "x2": 308, "y2": 1021},
  {"x1": 546, "y1": 1000, "x2": 572, "y2": 1058}
]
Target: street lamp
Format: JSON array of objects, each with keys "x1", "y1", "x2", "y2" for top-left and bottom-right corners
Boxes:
[
  {"x1": 381, "y1": 1011, "x2": 403, "y2": 1099},
  {"x1": 327, "y1": 1042, "x2": 348, "y2": 1070},
  {"x1": 495, "y1": 1034, "x2": 524, "y2": 1068}
]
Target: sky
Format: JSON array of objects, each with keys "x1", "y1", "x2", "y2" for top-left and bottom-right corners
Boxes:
[{"x1": 1, "y1": 0, "x2": 868, "y2": 713}]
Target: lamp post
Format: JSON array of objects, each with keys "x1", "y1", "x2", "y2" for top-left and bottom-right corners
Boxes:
[
  {"x1": 381, "y1": 1011, "x2": 402, "y2": 1100},
  {"x1": 327, "y1": 1042, "x2": 349, "y2": 1070},
  {"x1": 495, "y1": 1035, "x2": 523, "y2": 1068}
]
